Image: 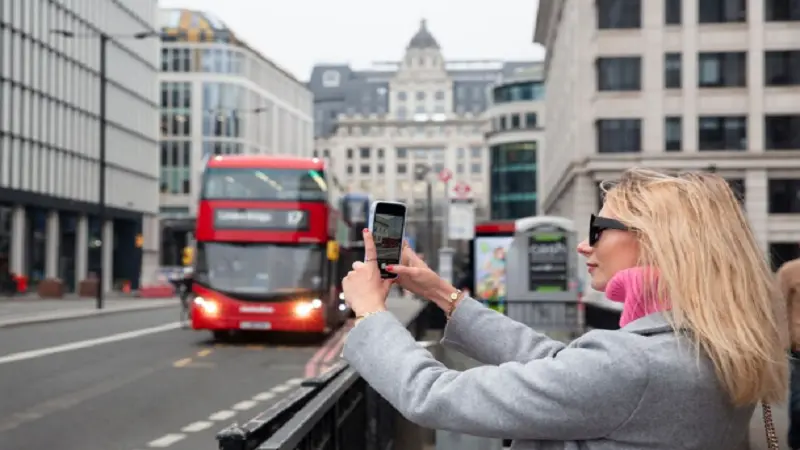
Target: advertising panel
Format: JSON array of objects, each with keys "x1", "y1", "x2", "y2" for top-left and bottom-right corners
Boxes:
[{"x1": 473, "y1": 236, "x2": 513, "y2": 313}]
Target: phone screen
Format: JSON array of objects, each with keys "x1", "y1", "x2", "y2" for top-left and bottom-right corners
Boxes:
[{"x1": 372, "y1": 205, "x2": 405, "y2": 278}]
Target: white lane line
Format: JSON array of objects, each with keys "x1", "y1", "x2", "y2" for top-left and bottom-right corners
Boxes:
[
  {"x1": 181, "y1": 421, "x2": 213, "y2": 432},
  {"x1": 285, "y1": 377, "x2": 303, "y2": 386},
  {"x1": 271, "y1": 384, "x2": 292, "y2": 393},
  {"x1": 209, "y1": 410, "x2": 236, "y2": 421},
  {"x1": 148, "y1": 433, "x2": 186, "y2": 447},
  {"x1": 0, "y1": 322, "x2": 182, "y2": 365},
  {"x1": 253, "y1": 391, "x2": 276, "y2": 401},
  {"x1": 232, "y1": 400, "x2": 258, "y2": 411}
]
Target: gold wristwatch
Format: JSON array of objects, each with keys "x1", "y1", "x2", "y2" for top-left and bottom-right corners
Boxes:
[{"x1": 445, "y1": 289, "x2": 464, "y2": 320}]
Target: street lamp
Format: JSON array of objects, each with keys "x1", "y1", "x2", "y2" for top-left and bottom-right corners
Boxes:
[
  {"x1": 414, "y1": 164, "x2": 435, "y2": 264},
  {"x1": 51, "y1": 29, "x2": 162, "y2": 309}
]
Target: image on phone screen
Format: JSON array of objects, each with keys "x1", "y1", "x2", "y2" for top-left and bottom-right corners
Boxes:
[{"x1": 372, "y1": 212, "x2": 404, "y2": 276}]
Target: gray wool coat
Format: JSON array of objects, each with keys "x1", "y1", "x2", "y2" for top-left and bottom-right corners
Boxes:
[{"x1": 342, "y1": 297, "x2": 756, "y2": 449}]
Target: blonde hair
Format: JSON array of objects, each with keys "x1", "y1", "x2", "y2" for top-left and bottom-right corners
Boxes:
[{"x1": 602, "y1": 168, "x2": 788, "y2": 406}]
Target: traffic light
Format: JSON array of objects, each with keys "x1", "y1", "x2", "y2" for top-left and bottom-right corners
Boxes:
[{"x1": 182, "y1": 247, "x2": 193, "y2": 266}]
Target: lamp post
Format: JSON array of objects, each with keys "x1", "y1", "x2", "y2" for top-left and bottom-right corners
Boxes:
[
  {"x1": 413, "y1": 164, "x2": 435, "y2": 265},
  {"x1": 51, "y1": 29, "x2": 161, "y2": 309}
]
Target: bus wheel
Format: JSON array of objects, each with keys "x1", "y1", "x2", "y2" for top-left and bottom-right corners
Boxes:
[{"x1": 212, "y1": 330, "x2": 230, "y2": 342}]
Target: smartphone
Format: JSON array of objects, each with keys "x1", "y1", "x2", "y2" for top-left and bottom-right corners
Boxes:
[{"x1": 367, "y1": 201, "x2": 408, "y2": 279}]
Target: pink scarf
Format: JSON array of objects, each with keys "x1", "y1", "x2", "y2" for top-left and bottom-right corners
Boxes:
[{"x1": 605, "y1": 267, "x2": 668, "y2": 327}]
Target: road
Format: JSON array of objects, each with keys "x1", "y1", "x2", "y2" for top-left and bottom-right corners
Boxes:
[{"x1": 0, "y1": 306, "x2": 334, "y2": 450}]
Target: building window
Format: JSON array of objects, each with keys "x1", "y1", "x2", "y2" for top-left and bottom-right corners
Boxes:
[
  {"x1": 597, "y1": 57, "x2": 642, "y2": 91},
  {"x1": 664, "y1": 53, "x2": 682, "y2": 88},
  {"x1": 511, "y1": 114, "x2": 521, "y2": 129},
  {"x1": 597, "y1": 0, "x2": 642, "y2": 29},
  {"x1": 490, "y1": 142, "x2": 538, "y2": 220},
  {"x1": 346, "y1": 148, "x2": 353, "y2": 159},
  {"x1": 765, "y1": 51, "x2": 800, "y2": 86},
  {"x1": 359, "y1": 147, "x2": 370, "y2": 158},
  {"x1": 360, "y1": 164, "x2": 370, "y2": 174},
  {"x1": 768, "y1": 179, "x2": 800, "y2": 213},
  {"x1": 698, "y1": 52, "x2": 747, "y2": 87},
  {"x1": 665, "y1": 0, "x2": 682, "y2": 24},
  {"x1": 698, "y1": 116, "x2": 747, "y2": 151},
  {"x1": 321, "y1": 70, "x2": 341, "y2": 88},
  {"x1": 765, "y1": 0, "x2": 800, "y2": 21},
  {"x1": 770, "y1": 243, "x2": 800, "y2": 271},
  {"x1": 665, "y1": 117, "x2": 682, "y2": 152},
  {"x1": 699, "y1": 0, "x2": 747, "y2": 23},
  {"x1": 765, "y1": 115, "x2": 800, "y2": 150},
  {"x1": 525, "y1": 113, "x2": 538, "y2": 128},
  {"x1": 596, "y1": 119, "x2": 642, "y2": 153},
  {"x1": 492, "y1": 81, "x2": 545, "y2": 103},
  {"x1": 726, "y1": 178, "x2": 746, "y2": 206}
]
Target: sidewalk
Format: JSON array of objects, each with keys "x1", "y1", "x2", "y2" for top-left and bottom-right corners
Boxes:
[{"x1": 0, "y1": 296, "x2": 176, "y2": 328}]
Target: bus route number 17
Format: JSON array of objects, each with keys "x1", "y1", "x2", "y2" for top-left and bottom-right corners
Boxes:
[{"x1": 287, "y1": 210, "x2": 305, "y2": 227}]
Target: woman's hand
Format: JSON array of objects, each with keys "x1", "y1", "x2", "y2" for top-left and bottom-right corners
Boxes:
[
  {"x1": 342, "y1": 229, "x2": 392, "y2": 316},
  {"x1": 387, "y1": 243, "x2": 458, "y2": 310}
]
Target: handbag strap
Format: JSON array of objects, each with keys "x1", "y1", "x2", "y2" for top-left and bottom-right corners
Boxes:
[{"x1": 762, "y1": 403, "x2": 779, "y2": 450}]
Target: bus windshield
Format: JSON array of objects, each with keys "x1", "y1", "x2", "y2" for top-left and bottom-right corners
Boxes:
[
  {"x1": 194, "y1": 242, "x2": 324, "y2": 295},
  {"x1": 201, "y1": 168, "x2": 327, "y2": 201}
]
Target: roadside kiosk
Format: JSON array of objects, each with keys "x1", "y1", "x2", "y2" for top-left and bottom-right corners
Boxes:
[{"x1": 505, "y1": 216, "x2": 583, "y2": 340}]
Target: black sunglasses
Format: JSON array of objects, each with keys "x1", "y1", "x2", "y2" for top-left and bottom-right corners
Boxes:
[{"x1": 589, "y1": 214, "x2": 629, "y2": 246}]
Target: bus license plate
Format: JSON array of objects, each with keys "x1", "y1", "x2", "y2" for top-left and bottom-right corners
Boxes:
[{"x1": 240, "y1": 321, "x2": 272, "y2": 330}]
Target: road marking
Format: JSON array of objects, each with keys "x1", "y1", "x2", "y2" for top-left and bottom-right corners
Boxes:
[
  {"x1": 0, "y1": 322, "x2": 181, "y2": 365},
  {"x1": 209, "y1": 410, "x2": 236, "y2": 421},
  {"x1": 181, "y1": 421, "x2": 213, "y2": 432},
  {"x1": 271, "y1": 384, "x2": 292, "y2": 393},
  {"x1": 197, "y1": 349, "x2": 212, "y2": 357},
  {"x1": 285, "y1": 377, "x2": 303, "y2": 386},
  {"x1": 173, "y1": 358, "x2": 192, "y2": 367},
  {"x1": 253, "y1": 391, "x2": 276, "y2": 401},
  {"x1": 148, "y1": 433, "x2": 186, "y2": 447},
  {"x1": 232, "y1": 400, "x2": 258, "y2": 411}
]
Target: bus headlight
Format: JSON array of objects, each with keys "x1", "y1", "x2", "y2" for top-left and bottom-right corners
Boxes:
[
  {"x1": 194, "y1": 296, "x2": 219, "y2": 315},
  {"x1": 294, "y1": 299, "x2": 323, "y2": 318}
]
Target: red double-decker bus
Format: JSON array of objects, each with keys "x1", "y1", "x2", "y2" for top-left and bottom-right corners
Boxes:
[{"x1": 190, "y1": 155, "x2": 350, "y2": 339}]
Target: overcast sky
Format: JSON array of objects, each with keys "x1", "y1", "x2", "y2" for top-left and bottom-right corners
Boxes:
[{"x1": 157, "y1": 0, "x2": 546, "y2": 81}]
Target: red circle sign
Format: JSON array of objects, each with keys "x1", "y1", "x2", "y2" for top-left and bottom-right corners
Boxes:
[{"x1": 439, "y1": 169, "x2": 453, "y2": 182}]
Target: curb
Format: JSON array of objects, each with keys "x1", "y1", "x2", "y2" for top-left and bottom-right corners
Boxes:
[{"x1": 0, "y1": 301, "x2": 177, "y2": 329}]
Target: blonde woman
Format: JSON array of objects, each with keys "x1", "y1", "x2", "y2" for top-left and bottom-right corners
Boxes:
[{"x1": 342, "y1": 168, "x2": 788, "y2": 449}]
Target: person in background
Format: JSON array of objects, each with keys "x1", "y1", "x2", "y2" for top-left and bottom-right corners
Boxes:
[
  {"x1": 341, "y1": 168, "x2": 788, "y2": 449},
  {"x1": 779, "y1": 257, "x2": 800, "y2": 450}
]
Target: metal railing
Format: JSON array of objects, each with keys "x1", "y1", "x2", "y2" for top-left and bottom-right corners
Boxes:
[
  {"x1": 216, "y1": 304, "x2": 430, "y2": 450},
  {"x1": 215, "y1": 296, "x2": 611, "y2": 450}
]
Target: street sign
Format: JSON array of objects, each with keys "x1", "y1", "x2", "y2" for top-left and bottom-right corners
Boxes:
[
  {"x1": 448, "y1": 201, "x2": 475, "y2": 240},
  {"x1": 452, "y1": 182, "x2": 472, "y2": 199},
  {"x1": 439, "y1": 168, "x2": 453, "y2": 183}
]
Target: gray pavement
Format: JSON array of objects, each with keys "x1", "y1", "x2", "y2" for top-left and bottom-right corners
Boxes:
[{"x1": 0, "y1": 297, "x2": 175, "y2": 328}]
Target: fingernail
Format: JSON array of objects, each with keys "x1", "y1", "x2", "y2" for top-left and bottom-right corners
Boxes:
[
  {"x1": 386, "y1": 265, "x2": 394, "y2": 271},
  {"x1": 362, "y1": 228, "x2": 369, "y2": 234}
]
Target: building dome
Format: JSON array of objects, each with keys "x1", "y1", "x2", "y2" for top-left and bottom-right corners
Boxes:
[{"x1": 407, "y1": 19, "x2": 440, "y2": 50}]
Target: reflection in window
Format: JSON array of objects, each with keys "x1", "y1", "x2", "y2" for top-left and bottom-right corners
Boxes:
[
  {"x1": 200, "y1": 49, "x2": 244, "y2": 74},
  {"x1": 202, "y1": 83, "x2": 242, "y2": 137},
  {"x1": 160, "y1": 141, "x2": 192, "y2": 194},
  {"x1": 490, "y1": 142, "x2": 538, "y2": 220},
  {"x1": 201, "y1": 168, "x2": 328, "y2": 201},
  {"x1": 492, "y1": 81, "x2": 545, "y2": 103},
  {"x1": 698, "y1": 116, "x2": 747, "y2": 150},
  {"x1": 195, "y1": 242, "x2": 324, "y2": 294}
]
